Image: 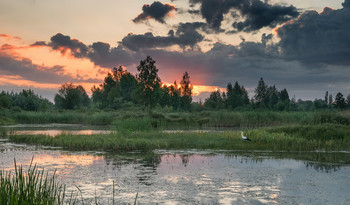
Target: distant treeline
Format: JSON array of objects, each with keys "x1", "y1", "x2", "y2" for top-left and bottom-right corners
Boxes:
[{"x1": 1, "y1": 56, "x2": 350, "y2": 111}]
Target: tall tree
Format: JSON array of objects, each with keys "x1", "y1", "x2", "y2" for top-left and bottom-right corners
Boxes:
[
  {"x1": 329, "y1": 94, "x2": 333, "y2": 107},
  {"x1": 225, "y1": 81, "x2": 249, "y2": 109},
  {"x1": 267, "y1": 85, "x2": 278, "y2": 109},
  {"x1": 136, "y1": 56, "x2": 161, "y2": 107},
  {"x1": 180, "y1": 71, "x2": 193, "y2": 110},
  {"x1": 55, "y1": 83, "x2": 90, "y2": 109},
  {"x1": 325, "y1": 91, "x2": 329, "y2": 105},
  {"x1": 254, "y1": 77, "x2": 268, "y2": 107},
  {"x1": 0, "y1": 91, "x2": 12, "y2": 109},
  {"x1": 92, "y1": 66, "x2": 138, "y2": 108},
  {"x1": 335, "y1": 92, "x2": 346, "y2": 109},
  {"x1": 204, "y1": 90, "x2": 223, "y2": 109},
  {"x1": 169, "y1": 81, "x2": 181, "y2": 110}
]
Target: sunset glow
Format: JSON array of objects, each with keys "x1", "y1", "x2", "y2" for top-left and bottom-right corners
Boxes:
[{"x1": 0, "y1": 0, "x2": 349, "y2": 101}]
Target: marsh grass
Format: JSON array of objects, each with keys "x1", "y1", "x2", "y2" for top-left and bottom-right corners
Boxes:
[
  {"x1": 0, "y1": 160, "x2": 138, "y2": 205},
  {"x1": 4, "y1": 123, "x2": 349, "y2": 152},
  {"x1": 0, "y1": 159, "x2": 74, "y2": 205}
]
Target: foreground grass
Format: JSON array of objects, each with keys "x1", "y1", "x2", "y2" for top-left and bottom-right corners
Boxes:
[
  {"x1": 0, "y1": 160, "x2": 138, "y2": 205},
  {"x1": 0, "y1": 160, "x2": 72, "y2": 205},
  {"x1": 3, "y1": 124, "x2": 350, "y2": 152}
]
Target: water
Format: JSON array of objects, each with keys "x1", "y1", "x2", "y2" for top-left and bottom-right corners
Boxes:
[
  {"x1": 1, "y1": 141, "x2": 349, "y2": 204},
  {"x1": 1, "y1": 123, "x2": 230, "y2": 137},
  {"x1": 2, "y1": 124, "x2": 111, "y2": 137}
]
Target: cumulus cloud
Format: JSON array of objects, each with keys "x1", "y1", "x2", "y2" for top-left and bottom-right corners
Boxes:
[
  {"x1": 232, "y1": 0, "x2": 299, "y2": 32},
  {"x1": 88, "y1": 42, "x2": 138, "y2": 68},
  {"x1": 32, "y1": 33, "x2": 88, "y2": 58},
  {"x1": 49, "y1": 33, "x2": 88, "y2": 58},
  {"x1": 189, "y1": 0, "x2": 298, "y2": 32},
  {"x1": 276, "y1": 2, "x2": 350, "y2": 65},
  {"x1": 133, "y1": 1, "x2": 176, "y2": 24},
  {"x1": 32, "y1": 33, "x2": 138, "y2": 68},
  {"x1": 121, "y1": 24, "x2": 204, "y2": 51}
]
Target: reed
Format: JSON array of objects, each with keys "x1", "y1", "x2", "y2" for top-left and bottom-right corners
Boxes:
[{"x1": 0, "y1": 159, "x2": 75, "y2": 205}]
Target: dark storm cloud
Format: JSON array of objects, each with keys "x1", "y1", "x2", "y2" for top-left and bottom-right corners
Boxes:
[
  {"x1": 31, "y1": 33, "x2": 138, "y2": 68},
  {"x1": 276, "y1": 2, "x2": 350, "y2": 65},
  {"x1": 189, "y1": 0, "x2": 298, "y2": 32},
  {"x1": 0, "y1": 53, "x2": 98, "y2": 84},
  {"x1": 232, "y1": 0, "x2": 299, "y2": 32},
  {"x1": 121, "y1": 26, "x2": 204, "y2": 51},
  {"x1": 49, "y1": 33, "x2": 89, "y2": 58},
  {"x1": 133, "y1": 1, "x2": 176, "y2": 24},
  {"x1": 343, "y1": 0, "x2": 350, "y2": 8},
  {"x1": 32, "y1": 33, "x2": 89, "y2": 58},
  {"x1": 88, "y1": 42, "x2": 139, "y2": 68}
]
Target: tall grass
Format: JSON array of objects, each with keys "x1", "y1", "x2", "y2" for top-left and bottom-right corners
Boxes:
[
  {"x1": 4, "y1": 123, "x2": 350, "y2": 152},
  {"x1": 2, "y1": 108, "x2": 350, "y2": 129},
  {"x1": 0, "y1": 159, "x2": 75, "y2": 205}
]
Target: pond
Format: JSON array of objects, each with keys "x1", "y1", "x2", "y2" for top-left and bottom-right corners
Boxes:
[{"x1": 1, "y1": 140, "x2": 349, "y2": 204}]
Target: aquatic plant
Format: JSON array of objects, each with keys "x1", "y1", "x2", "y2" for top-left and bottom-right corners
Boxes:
[{"x1": 0, "y1": 159, "x2": 73, "y2": 205}]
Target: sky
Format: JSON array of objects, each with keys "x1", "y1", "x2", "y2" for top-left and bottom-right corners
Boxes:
[{"x1": 1, "y1": 0, "x2": 349, "y2": 102}]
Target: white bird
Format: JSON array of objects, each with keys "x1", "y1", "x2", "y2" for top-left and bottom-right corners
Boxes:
[{"x1": 241, "y1": 131, "x2": 251, "y2": 141}]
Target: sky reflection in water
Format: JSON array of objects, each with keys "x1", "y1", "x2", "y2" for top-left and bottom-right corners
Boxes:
[{"x1": 0, "y1": 142, "x2": 349, "y2": 204}]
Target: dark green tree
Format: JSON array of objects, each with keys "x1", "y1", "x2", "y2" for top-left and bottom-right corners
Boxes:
[
  {"x1": 329, "y1": 94, "x2": 333, "y2": 107},
  {"x1": 204, "y1": 90, "x2": 223, "y2": 109},
  {"x1": 313, "y1": 99, "x2": 327, "y2": 110},
  {"x1": 254, "y1": 77, "x2": 268, "y2": 108},
  {"x1": 225, "y1": 81, "x2": 249, "y2": 109},
  {"x1": 0, "y1": 91, "x2": 12, "y2": 109},
  {"x1": 169, "y1": 81, "x2": 181, "y2": 110},
  {"x1": 267, "y1": 85, "x2": 278, "y2": 109},
  {"x1": 180, "y1": 72, "x2": 193, "y2": 110},
  {"x1": 325, "y1": 91, "x2": 329, "y2": 105},
  {"x1": 158, "y1": 85, "x2": 172, "y2": 107},
  {"x1": 136, "y1": 56, "x2": 161, "y2": 107},
  {"x1": 91, "y1": 66, "x2": 138, "y2": 108},
  {"x1": 13, "y1": 89, "x2": 42, "y2": 111},
  {"x1": 335, "y1": 92, "x2": 346, "y2": 109},
  {"x1": 54, "y1": 83, "x2": 90, "y2": 109},
  {"x1": 277, "y1": 88, "x2": 290, "y2": 111}
]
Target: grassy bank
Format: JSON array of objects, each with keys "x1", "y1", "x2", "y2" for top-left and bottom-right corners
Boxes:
[
  {"x1": 2, "y1": 108, "x2": 349, "y2": 129},
  {"x1": 3, "y1": 124, "x2": 349, "y2": 152}
]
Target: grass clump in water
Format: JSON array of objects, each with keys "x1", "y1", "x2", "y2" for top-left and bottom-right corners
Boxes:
[{"x1": 0, "y1": 159, "x2": 75, "y2": 205}]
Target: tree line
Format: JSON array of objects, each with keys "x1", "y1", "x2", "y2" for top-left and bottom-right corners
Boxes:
[{"x1": 1, "y1": 56, "x2": 350, "y2": 111}]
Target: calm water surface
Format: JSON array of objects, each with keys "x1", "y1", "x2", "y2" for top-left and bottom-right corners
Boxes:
[
  {"x1": 2, "y1": 124, "x2": 111, "y2": 136},
  {"x1": 1, "y1": 124, "x2": 232, "y2": 137},
  {"x1": 0, "y1": 140, "x2": 349, "y2": 204}
]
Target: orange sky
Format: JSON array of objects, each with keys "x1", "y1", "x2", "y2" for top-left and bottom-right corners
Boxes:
[{"x1": 0, "y1": 0, "x2": 348, "y2": 101}]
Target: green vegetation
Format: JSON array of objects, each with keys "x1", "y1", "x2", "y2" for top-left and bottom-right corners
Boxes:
[
  {"x1": 0, "y1": 160, "x2": 72, "y2": 205},
  {"x1": 0, "y1": 160, "x2": 139, "y2": 205},
  {"x1": 1, "y1": 106, "x2": 349, "y2": 130},
  {"x1": 3, "y1": 123, "x2": 349, "y2": 152}
]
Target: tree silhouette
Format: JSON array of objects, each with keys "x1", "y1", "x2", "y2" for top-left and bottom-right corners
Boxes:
[
  {"x1": 136, "y1": 56, "x2": 161, "y2": 107},
  {"x1": 335, "y1": 92, "x2": 346, "y2": 109},
  {"x1": 55, "y1": 83, "x2": 90, "y2": 109},
  {"x1": 254, "y1": 77, "x2": 268, "y2": 107},
  {"x1": 180, "y1": 71, "x2": 193, "y2": 110}
]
